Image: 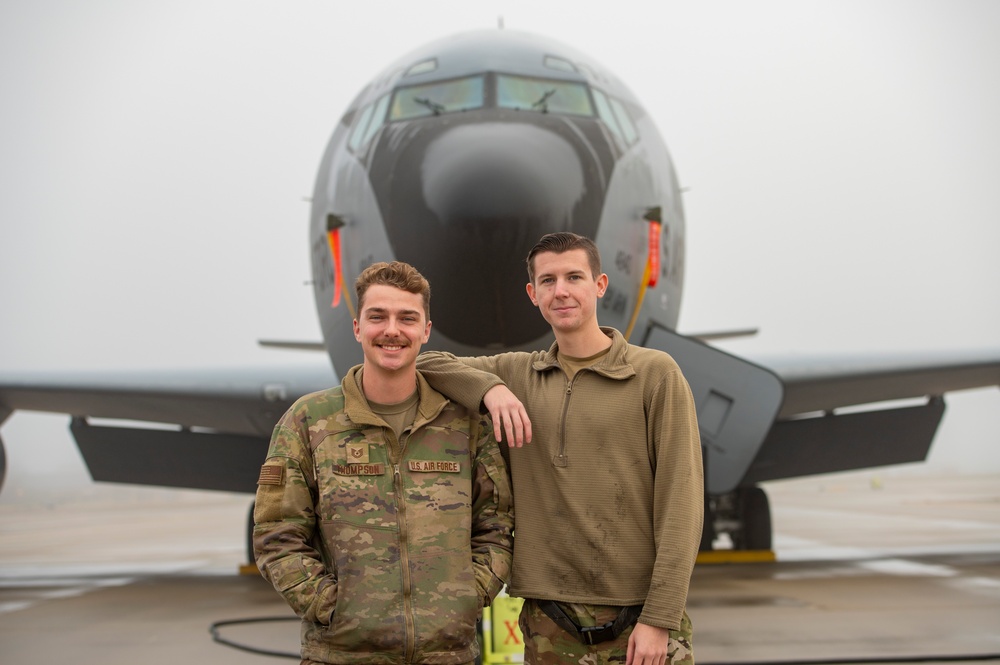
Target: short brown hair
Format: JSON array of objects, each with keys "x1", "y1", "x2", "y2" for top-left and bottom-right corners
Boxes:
[
  {"x1": 525, "y1": 232, "x2": 602, "y2": 284},
  {"x1": 355, "y1": 261, "x2": 431, "y2": 319}
]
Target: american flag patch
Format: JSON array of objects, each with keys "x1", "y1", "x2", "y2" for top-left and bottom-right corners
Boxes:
[{"x1": 258, "y1": 464, "x2": 284, "y2": 486}]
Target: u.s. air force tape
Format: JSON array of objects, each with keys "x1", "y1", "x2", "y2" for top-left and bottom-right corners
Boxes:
[{"x1": 408, "y1": 460, "x2": 461, "y2": 473}]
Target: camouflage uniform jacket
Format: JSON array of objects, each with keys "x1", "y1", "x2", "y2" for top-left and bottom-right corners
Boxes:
[
  {"x1": 418, "y1": 328, "x2": 703, "y2": 631},
  {"x1": 253, "y1": 366, "x2": 514, "y2": 665}
]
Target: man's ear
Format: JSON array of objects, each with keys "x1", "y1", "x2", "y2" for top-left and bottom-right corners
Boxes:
[
  {"x1": 353, "y1": 319, "x2": 361, "y2": 342},
  {"x1": 596, "y1": 273, "x2": 608, "y2": 298},
  {"x1": 525, "y1": 282, "x2": 537, "y2": 306}
]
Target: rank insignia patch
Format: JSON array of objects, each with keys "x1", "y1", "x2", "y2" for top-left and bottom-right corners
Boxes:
[{"x1": 346, "y1": 443, "x2": 369, "y2": 463}]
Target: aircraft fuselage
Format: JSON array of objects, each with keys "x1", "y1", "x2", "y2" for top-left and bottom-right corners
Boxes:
[{"x1": 308, "y1": 29, "x2": 686, "y2": 375}]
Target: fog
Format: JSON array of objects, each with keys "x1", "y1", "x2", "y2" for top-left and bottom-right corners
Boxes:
[{"x1": 1, "y1": 1, "x2": 998, "y2": 502}]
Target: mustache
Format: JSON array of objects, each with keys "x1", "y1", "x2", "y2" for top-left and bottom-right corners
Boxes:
[{"x1": 375, "y1": 337, "x2": 409, "y2": 346}]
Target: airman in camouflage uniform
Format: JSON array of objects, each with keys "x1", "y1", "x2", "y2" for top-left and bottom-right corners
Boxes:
[{"x1": 254, "y1": 262, "x2": 514, "y2": 665}]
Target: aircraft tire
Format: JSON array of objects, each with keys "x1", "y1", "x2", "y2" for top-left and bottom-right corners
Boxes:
[
  {"x1": 0, "y1": 436, "x2": 5, "y2": 495},
  {"x1": 246, "y1": 501, "x2": 255, "y2": 565},
  {"x1": 735, "y1": 487, "x2": 772, "y2": 551},
  {"x1": 700, "y1": 493, "x2": 716, "y2": 551}
]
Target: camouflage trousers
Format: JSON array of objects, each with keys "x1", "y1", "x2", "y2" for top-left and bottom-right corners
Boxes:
[{"x1": 518, "y1": 598, "x2": 694, "y2": 665}]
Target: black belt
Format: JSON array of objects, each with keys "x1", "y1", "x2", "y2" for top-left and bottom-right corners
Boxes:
[{"x1": 536, "y1": 600, "x2": 643, "y2": 646}]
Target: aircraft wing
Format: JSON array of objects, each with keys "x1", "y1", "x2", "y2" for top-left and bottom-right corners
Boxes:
[
  {"x1": 0, "y1": 363, "x2": 337, "y2": 493},
  {"x1": 647, "y1": 324, "x2": 1000, "y2": 493},
  {"x1": 739, "y1": 347, "x2": 1000, "y2": 486},
  {"x1": 753, "y1": 349, "x2": 1000, "y2": 418},
  {"x1": 3, "y1": 347, "x2": 998, "y2": 496}
]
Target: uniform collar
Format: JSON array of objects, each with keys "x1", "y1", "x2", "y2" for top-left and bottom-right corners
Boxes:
[
  {"x1": 532, "y1": 327, "x2": 636, "y2": 380},
  {"x1": 343, "y1": 365, "x2": 450, "y2": 427}
]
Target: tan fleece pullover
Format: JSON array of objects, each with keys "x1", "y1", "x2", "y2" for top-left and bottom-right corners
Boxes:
[{"x1": 418, "y1": 328, "x2": 703, "y2": 630}]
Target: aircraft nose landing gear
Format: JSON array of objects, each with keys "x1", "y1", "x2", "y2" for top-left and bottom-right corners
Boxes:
[{"x1": 703, "y1": 486, "x2": 773, "y2": 552}]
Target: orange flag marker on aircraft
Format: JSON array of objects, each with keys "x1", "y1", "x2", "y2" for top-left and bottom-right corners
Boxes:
[
  {"x1": 327, "y1": 228, "x2": 343, "y2": 307},
  {"x1": 646, "y1": 220, "x2": 661, "y2": 288}
]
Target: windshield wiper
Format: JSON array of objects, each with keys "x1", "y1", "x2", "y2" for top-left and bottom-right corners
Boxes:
[
  {"x1": 414, "y1": 97, "x2": 445, "y2": 115},
  {"x1": 531, "y1": 89, "x2": 556, "y2": 113}
]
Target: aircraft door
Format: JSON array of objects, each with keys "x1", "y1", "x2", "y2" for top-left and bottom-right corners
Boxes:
[{"x1": 641, "y1": 324, "x2": 784, "y2": 495}]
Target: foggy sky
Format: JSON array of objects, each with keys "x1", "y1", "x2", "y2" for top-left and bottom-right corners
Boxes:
[{"x1": 1, "y1": 0, "x2": 998, "y2": 498}]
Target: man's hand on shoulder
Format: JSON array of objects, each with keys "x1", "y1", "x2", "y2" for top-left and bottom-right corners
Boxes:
[{"x1": 483, "y1": 385, "x2": 532, "y2": 447}]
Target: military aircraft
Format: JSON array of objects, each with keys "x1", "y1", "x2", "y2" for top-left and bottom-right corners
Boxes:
[{"x1": 1, "y1": 28, "x2": 998, "y2": 553}]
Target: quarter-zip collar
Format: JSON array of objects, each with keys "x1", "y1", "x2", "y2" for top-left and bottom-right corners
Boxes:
[{"x1": 531, "y1": 327, "x2": 637, "y2": 381}]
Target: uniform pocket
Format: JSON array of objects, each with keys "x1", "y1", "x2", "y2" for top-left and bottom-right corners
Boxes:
[
  {"x1": 409, "y1": 550, "x2": 479, "y2": 658},
  {"x1": 265, "y1": 554, "x2": 309, "y2": 592},
  {"x1": 319, "y1": 520, "x2": 406, "y2": 652}
]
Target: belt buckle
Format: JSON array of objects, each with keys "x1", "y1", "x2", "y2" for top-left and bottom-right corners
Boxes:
[{"x1": 579, "y1": 621, "x2": 616, "y2": 645}]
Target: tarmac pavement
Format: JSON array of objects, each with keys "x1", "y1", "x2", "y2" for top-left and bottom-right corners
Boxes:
[{"x1": 1, "y1": 471, "x2": 998, "y2": 664}]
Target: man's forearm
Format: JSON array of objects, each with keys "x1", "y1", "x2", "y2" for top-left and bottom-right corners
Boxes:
[{"x1": 417, "y1": 352, "x2": 503, "y2": 411}]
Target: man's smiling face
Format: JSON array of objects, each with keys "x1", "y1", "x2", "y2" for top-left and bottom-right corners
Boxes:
[
  {"x1": 526, "y1": 248, "x2": 607, "y2": 336},
  {"x1": 353, "y1": 284, "x2": 432, "y2": 376}
]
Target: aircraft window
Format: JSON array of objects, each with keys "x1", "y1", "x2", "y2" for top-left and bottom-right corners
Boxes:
[
  {"x1": 358, "y1": 94, "x2": 390, "y2": 147},
  {"x1": 496, "y1": 75, "x2": 594, "y2": 116},
  {"x1": 543, "y1": 55, "x2": 577, "y2": 73},
  {"x1": 609, "y1": 97, "x2": 638, "y2": 145},
  {"x1": 348, "y1": 103, "x2": 375, "y2": 152},
  {"x1": 389, "y1": 75, "x2": 485, "y2": 120},
  {"x1": 406, "y1": 59, "x2": 437, "y2": 76},
  {"x1": 591, "y1": 88, "x2": 624, "y2": 140}
]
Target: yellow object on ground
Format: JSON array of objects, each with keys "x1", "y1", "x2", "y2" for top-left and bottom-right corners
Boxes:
[{"x1": 481, "y1": 594, "x2": 525, "y2": 663}]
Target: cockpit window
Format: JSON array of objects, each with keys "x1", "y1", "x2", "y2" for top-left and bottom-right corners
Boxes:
[
  {"x1": 389, "y1": 75, "x2": 485, "y2": 120},
  {"x1": 348, "y1": 104, "x2": 375, "y2": 152},
  {"x1": 592, "y1": 88, "x2": 639, "y2": 147},
  {"x1": 496, "y1": 75, "x2": 594, "y2": 116},
  {"x1": 359, "y1": 94, "x2": 390, "y2": 146},
  {"x1": 609, "y1": 97, "x2": 638, "y2": 145},
  {"x1": 543, "y1": 56, "x2": 577, "y2": 73},
  {"x1": 405, "y1": 59, "x2": 437, "y2": 76},
  {"x1": 591, "y1": 88, "x2": 623, "y2": 140},
  {"x1": 347, "y1": 94, "x2": 390, "y2": 154}
]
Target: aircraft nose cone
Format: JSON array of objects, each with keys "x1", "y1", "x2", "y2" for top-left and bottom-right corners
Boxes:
[
  {"x1": 422, "y1": 123, "x2": 585, "y2": 230},
  {"x1": 374, "y1": 120, "x2": 603, "y2": 348}
]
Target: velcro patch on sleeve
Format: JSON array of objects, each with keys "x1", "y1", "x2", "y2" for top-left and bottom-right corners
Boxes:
[{"x1": 258, "y1": 464, "x2": 285, "y2": 486}]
